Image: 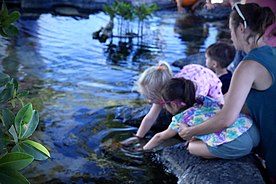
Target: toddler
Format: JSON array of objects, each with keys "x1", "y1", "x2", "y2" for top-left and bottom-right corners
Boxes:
[{"x1": 205, "y1": 42, "x2": 236, "y2": 94}]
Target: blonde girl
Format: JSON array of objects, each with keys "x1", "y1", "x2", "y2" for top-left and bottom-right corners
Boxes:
[{"x1": 134, "y1": 61, "x2": 224, "y2": 140}]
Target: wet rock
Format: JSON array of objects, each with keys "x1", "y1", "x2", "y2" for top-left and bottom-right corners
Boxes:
[
  {"x1": 113, "y1": 105, "x2": 266, "y2": 183},
  {"x1": 156, "y1": 143, "x2": 265, "y2": 184},
  {"x1": 172, "y1": 52, "x2": 206, "y2": 68},
  {"x1": 114, "y1": 105, "x2": 172, "y2": 131},
  {"x1": 194, "y1": 3, "x2": 232, "y2": 21}
]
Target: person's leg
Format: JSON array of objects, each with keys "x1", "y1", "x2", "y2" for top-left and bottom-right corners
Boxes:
[
  {"x1": 176, "y1": 0, "x2": 183, "y2": 12},
  {"x1": 187, "y1": 140, "x2": 217, "y2": 159}
]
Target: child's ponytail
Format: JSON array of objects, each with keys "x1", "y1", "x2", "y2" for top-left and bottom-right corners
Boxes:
[{"x1": 137, "y1": 61, "x2": 173, "y2": 101}]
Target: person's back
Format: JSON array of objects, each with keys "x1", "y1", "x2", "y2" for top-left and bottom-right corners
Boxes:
[
  {"x1": 244, "y1": 45, "x2": 276, "y2": 178},
  {"x1": 174, "y1": 64, "x2": 224, "y2": 102}
]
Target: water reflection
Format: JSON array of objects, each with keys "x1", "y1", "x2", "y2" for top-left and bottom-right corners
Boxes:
[{"x1": 0, "y1": 10, "x2": 228, "y2": 183}]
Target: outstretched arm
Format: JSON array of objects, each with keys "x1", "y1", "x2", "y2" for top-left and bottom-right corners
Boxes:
[
  {"x1": 143, "y1": 128, "x2": 177, "y2": 150},
  {"x1": 136, "y1": 104, "x2": 162, "y2": 138}
]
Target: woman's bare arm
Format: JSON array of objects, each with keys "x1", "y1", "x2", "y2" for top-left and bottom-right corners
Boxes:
[{"x1": 179, "y1": 60, "x2": 261, "y2": 140}]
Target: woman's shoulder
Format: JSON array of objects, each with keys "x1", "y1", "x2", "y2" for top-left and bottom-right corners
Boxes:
[{"x1": 244, "y1": 46, "x2": 276, "y2": 60}]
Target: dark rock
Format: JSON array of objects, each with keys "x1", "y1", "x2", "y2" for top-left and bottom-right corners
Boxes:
[
  {"x1": 172, "y1": 52, "x2": 206, "y2": 68},
  {"x1": 113, "y1": 105, "x2": 266, "y2": 183},
  {"x1": 194, "y1": 4, "x2": 232, "y2": 21},
  {"x1": 114, "y1": 105, "x2": 172, "y2": 131},
  {"x1": 156, "y1": 143, "x2": 265, "y2": 184}
]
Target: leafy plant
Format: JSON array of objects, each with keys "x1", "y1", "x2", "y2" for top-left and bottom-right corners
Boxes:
[
  {"x1": 101, "y1": 1, "x2": 158, "y2": 38},
  {"x1": 134, "y1": 4, "x2": 158, "y2": 36},
  {"x1": 0, "y1": 1, "x2": 51, "y2": 183},
  {"x1": 0, "y1": 0, "x2": 20, "y2": 37}
]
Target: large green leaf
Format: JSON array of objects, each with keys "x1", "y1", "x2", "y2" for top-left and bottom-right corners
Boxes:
[
  {"x1": 20, "y1": 110, "x2": 39, "y2": 140},
  {"x1": 12, "y1": 142, "x2": 48, "y2": 160},
  {"x1": 0, "y1": 128, "x2": 11, "y2": 150},
  {"x1": 2, "y1": 11, "x2": 20, "y2": 27},
  {"x1": 0, "y1": 73, "x2": 10, "y2": 87},
  {"x1": 2, "y1": 25, "x2": 19, "y2": 37},
  {"x1": 24, "y1": 140, "x2": 50, "y2": 158},
  {"x1": 15, "y1": 103, "x2": 33, "y2": 138},
  {"x1": 0, "y1": 0, "x2": 8, "y2": 18},
  {"x1": 1, "y1": 108, "x2": 15, "y2": 131},
  {"x1": 0, "y1": 81, "x2": 15, "y2": 103},
  {"x1": 0, "y1": 152, "x2": 33, "y2": 170},
  {"x1": 0, "y1": 28, "x2": 9, "y2": 37},
  {"x1": 0, "y1": 167, "x2": 29, "y2": 184}
]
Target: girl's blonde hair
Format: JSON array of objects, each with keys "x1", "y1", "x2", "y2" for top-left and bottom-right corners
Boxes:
[{"x1": 137, "y1": 61, "x2": 173, "y2": 102}]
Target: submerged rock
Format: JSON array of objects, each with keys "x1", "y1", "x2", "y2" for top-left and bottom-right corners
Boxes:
[{"x1": 172, "y1": 52, "x2": 206, "y2": 68}]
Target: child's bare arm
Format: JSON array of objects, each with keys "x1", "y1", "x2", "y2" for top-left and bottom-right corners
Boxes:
[
  {"x1": 143, "y1": 128, "x2": 177, "y2": 150},
  {"x1": 136, "y1": 104, "x2": 162, "y2": 138}
]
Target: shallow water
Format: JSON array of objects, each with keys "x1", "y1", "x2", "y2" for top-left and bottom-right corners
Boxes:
[{"x1": 0, "y1": 10, "x2": 228, "y2": 183}]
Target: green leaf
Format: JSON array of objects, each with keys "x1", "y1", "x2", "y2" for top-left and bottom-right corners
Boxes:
[
  {"x1": 9, "y1": 125, "x2": 18, "y2": 143},
  {"x1": 12, "y1": 142, "x2": 49, "y2": 160},
  {"x1": 0, "y1": 81, "x2": 15, "y2": 103},
  {"x1": 0, "y1": 73, "x2": 10, "y2": 87},
  {"x1": 0, "y1": 0, "x2": 8, "y2": 18},
  {"x1": 20, "y1": 110, "x2": 39, "y2": 139},
  {"x1": 0, "y1": 167, "x2": 30, "y2": 184},
  {"x1": 3, "y1": 25, "x2": 19, "y2": 37},
  {"x1": 0, "y1": 128, "x2": 10, "y2": 150},
  {"x1": 0, "y1": 152, "x2": 33, "y2": 170},
  {"x1": 15, "y1": 103, "x2": 33, "y2": 138},
  {"x1": 0, "y1": 28, "x2": 9, "y2": 37},
  {"x1": 2, "y1": 11, "x2": 21, "y2": 27},
  {"x1": 16, "y1": 91, "x2": 29, "y2": 98},
  {"x1": 24, "y1": 140, "x2": 50, "y2": 158},
  {"x1": 1, "y1": 108, "x2": 15, "y2": 131}
]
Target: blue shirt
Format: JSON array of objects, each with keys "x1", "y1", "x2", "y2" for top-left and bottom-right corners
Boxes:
[{"x1": 244, "y1": 46, "x2": 276, "y2": 177}]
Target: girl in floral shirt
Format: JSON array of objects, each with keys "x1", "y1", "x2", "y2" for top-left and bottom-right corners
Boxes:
[{"x1": 143, "y1": 78, "x2": 259, "y2": 159}]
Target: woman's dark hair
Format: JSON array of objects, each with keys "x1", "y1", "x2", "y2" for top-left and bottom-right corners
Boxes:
[
  {"x1": 230, "y1": 3, "x2": 275, "y2": 46},
  {"x1": 161, "y1": 78, "x2": 196, "y2": 109}
]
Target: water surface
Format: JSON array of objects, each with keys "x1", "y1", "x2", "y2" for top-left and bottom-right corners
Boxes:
[{"x1": 0, "y1": 10, "x2": 228, "y2": 183}]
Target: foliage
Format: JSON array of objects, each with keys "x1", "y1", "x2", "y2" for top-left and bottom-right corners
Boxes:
[
  {"x1": 0, "y1": 1, "x2": 51, "y2": 183},
  {"x1": 0, "y1": 0, "x2": 20, "y2": 37},
  {"x1": 102, "y1": 1, "x2": 158, "y2": 37}
]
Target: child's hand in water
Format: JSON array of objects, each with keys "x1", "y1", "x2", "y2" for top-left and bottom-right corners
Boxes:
[{"x1": 120, "y1": 136, "x2": 140, "y2": 147}]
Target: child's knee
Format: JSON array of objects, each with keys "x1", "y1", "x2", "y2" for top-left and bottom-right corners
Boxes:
[
  {"x1": 187, "y1": 141, "x2": 215, "y2": 159},
  {"x1": 187, "y1": 142, "x2": 201, "y2": 156}
]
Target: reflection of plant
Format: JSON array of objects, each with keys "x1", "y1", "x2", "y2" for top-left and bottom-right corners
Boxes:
[
  {"x1": 0, "y1": 1, "x2": 50, "y2": 183},
  {"x1": 102, "y1": 1, "x2": 158, "y2": 37}
]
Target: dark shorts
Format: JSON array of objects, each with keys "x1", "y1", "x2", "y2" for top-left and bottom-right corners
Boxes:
[{"x1": 207, "y1": 123, "x2": 260, "y2": 159}]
